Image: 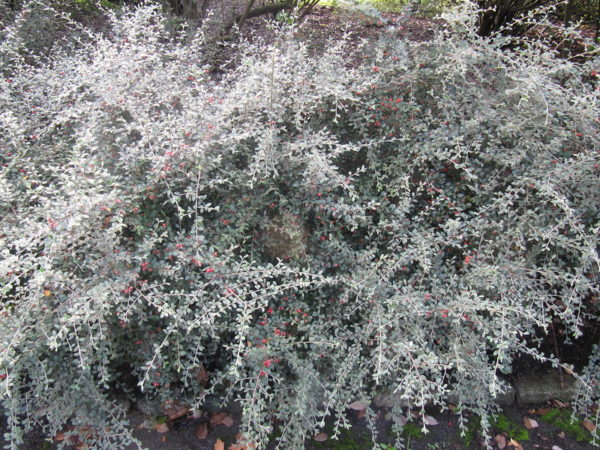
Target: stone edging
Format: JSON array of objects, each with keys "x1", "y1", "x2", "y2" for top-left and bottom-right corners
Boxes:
[{"x1": 374, "y1": 370, "x2": 578, "y2": 408}]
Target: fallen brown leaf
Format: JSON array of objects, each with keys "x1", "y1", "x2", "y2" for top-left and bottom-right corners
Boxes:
[
  {"x1": 314, "y1": 432, "x2": 328, "y2": 442},
  {"x1": 154, "y1": 422, "x2": 169, "y2": 433},
  {"x1": 356, "y1": 409, "x2": 366, "y2": 419},
  {"x1": 211, "y1": 412, "x2": 234, "y2": 427},
  {"x1": 553, "y1": 399, "x2": 567, "y2": 408},
  {"x1": 508, "y1": 438, "x2": 523, "y2": 450},
  {"x1": 160, "y1": 436, "x2": 167, "y2": 442},
  {"x1": 495, "y1": 434, "x2": 506, "y2": 449},
  {"x1": 197, "y1": 365, "x2": 209, "y2": 386},
  {"x1": 348, "y1": 400, "x2": 367, "y2": 411},
  {"x1": 214, "y1": 438, "x2": 225, "y2": 450},
  {"x1": 54, "y1": 432, "x2": 65, "y2": 442},
  {"x1": 557, "y1": 431, "x2": 565, "y2": 439},
  {"x1": 534, "y1": 407, "x2": 552, "y2": 415},
  {"x1": 523, "y1": 417, "x2": 539, "y2": 429},
  {"x1": 195, "y1": 422, "x2": 209, "y2": 440},
  {"x1": 582, "y1": 419, "x2": 596, "y2": 432},
  {"x1": 162, "y1": 400, "x2": 190, "y2": 420},
  {"x1": 423, "y1": 415, "x2": 439, "y2": 426}
]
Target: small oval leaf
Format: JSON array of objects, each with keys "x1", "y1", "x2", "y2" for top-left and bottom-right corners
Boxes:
[
  {"x1": 314, "y1": 432, "x2": 328, "y2": 442},
  {"x1": 154, "y1": 422, "x2": 169, "y2": 433},
  {"x1": 582, "y1": 419, "x2": 596, "y2": 432},
  {"x1": 523, "y1": 417, "x2": 539, "y2": 429},
  {"x1": 348, "y1": 401, "x2": 367, "y2": 411},
  {"x1": 495, "y1": 434, "x2": 506, "y2": 449},
  {"x1": 423, "y1": 415, "x2": 438, "y2": 426}
]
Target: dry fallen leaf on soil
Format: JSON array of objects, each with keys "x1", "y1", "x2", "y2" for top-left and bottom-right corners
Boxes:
[
  {"x1": 195, "y1": 422, "x2": 209, "y2": 440},
  {"x1": 495, "y1": 434, "x2": 507, "y2": 449},
  {"x1": 557, "y1": 431, "x2": 565, "y2": 439},
  {"x1": 314, "y1": 432, "x2": 328, "y2": 442},
  {"x1": 553, "y1": 399, "x2": 567, "y2": 408},
  {"x1": 523, "y1": 417, "x2": 539, "y2": 429},
  {"x1": 508, "y1": 438, "x2": 523, "y2": 450},
  {"x1": 423, "y1": 415, "x2": 439, "y2": 426},
  {"x1": 162, "y1": 400, "x2": 190, "y2": 420},
  {"x1": 583, "y1": 419, "x2": 596, "y2": 432},
  {"x1": 356, "y1": 409, "x2": 366, "y2": 419},
  {"x1": 211, "y1": 412, "x2": 234, "y2": 427},
  {"x1": 160, "y1": 436, "x2": 167, "y2": 443},
  {"x1": 154, "y1": 422, "x2": 169, "y2": 433},
  {"x1": 214, "y1": 438, "x2": 225, "y2": 450},
  {"x1": 534, "y1": 407, "x2": 552, "y2": 415},
  {"x1": 54, "y1": 432, "x2": 65, "y2": 442},
  {"x1": 347, "y1": 400, "x2": 367, "y2": 411}
]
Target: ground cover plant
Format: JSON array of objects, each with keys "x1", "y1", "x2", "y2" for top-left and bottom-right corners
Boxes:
[{"x1": 0, "y1": 1, "x2": 599, "y2": 448}]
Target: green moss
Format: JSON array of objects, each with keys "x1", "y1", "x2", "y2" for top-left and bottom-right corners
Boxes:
[
  {"x1": 402, "y1": 422, "x2": 425, "y2": 440},
  {"x1": 492, "y1": 413, "x2": 529, "y2": 441},
  {"x1": 461, "y1": 413, "x2": 529, "y2": 447},
  {"x1": 539, "y1": 408, "x2": 593, "y2": 443},
  {"x1": 460, "y1": 416, "x2": 480, "y2": 448}
]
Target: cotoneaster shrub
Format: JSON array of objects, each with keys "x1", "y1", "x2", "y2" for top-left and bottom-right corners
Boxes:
[{"x1": 0, "y1": 2, "x2": 599, "y2": 449}]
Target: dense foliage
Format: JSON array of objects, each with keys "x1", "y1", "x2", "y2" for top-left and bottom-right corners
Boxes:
[{"x1": 0, "y1": 1, "x2": 599, "y2": 448}]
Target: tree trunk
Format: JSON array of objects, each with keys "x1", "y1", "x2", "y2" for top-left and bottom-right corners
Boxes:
[
  {"x1": 220, "y1": 1, "x2": 293, "y2": 36},
  {"x1": 564, "y1": 0, "x2": 574, "y2": 26},
  {"x1": 596, "y1": 0, "x2": 600, "y2": 39}
]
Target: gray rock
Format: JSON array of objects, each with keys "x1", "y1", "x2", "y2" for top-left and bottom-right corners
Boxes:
[
  {"x1": 375, "y1": 383, "x2": 516, "y2": 409},
  {"x1": 493, "y1": 385, "x2": 517, "y2": 406},
  {"x1": 373, "y1": 388, "x2": 410, "y2": 409},
  {"x1": 515, "y1": 370, "x2": 576, "y2": 405}
]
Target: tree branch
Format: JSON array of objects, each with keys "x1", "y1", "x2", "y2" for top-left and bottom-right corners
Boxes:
[{"x1": 220, "y1": 1, "x2": 294, "y2": 36}]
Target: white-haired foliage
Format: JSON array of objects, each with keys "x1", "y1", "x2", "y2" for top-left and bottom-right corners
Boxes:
[{"x1": 0, "y1": 1, "x2": 599, "y2": 448}]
